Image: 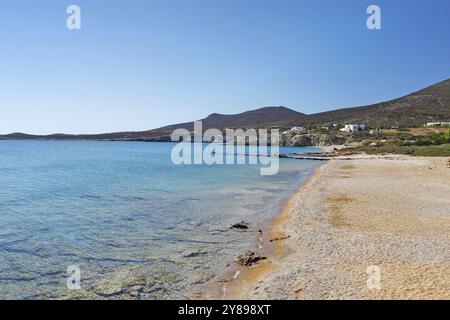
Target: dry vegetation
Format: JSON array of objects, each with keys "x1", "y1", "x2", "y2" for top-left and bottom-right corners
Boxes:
[{"x1": 346, "y1": 127, "x2": 450, "y2": 157}]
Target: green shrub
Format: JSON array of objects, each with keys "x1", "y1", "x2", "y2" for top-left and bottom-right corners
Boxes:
[
  {"x1": 416, "y1": 131, "x2": 450, "y2": 146},
  {"x1": 350, "y1": 142, "x2": 450, "y2": 157},
  {"x1": 399, "y1": 140, "x2": 414, "y2": 146},
  {"x1": 413, "y1": 144, "x2": 450, "y2": 156},
  {"x1": 387, "y1": 138, "x2": 401, "y2": 144},
  {"x1": 362, "y1": 140, "x2": 375, "y2": 147}
]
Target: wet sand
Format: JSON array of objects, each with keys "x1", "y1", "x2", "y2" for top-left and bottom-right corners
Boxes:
[{"x1": 232, "y1": 155, "x2": 450, "y2": 299}]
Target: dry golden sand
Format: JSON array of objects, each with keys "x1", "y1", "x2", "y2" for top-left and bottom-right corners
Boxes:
[{"x1": 232, "y1": 156, "x2": 450, "y2": 300}]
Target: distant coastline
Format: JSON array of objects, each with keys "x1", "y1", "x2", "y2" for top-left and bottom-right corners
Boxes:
[{"x1": 1, "y1": 78, "x2": 449, "y2": 143}]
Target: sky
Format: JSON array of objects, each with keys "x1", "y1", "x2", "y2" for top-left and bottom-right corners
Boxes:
[{"x1": 0, "y1": 0, "x2": 449, "y2": 135}]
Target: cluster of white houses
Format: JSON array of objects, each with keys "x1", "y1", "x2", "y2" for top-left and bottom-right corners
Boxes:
[
  {"x1": 339, "y1": 124, "x2": 366, "y2": 133},
  {"x1": 280, "y1": 122, "x2": 449, "y2": 136},
  {"x1": 282, "y1": 124, "x2": 367, "y2": 135},
  {"x1": 281, "y1": 126, "x2": 307, "y2": 135}
]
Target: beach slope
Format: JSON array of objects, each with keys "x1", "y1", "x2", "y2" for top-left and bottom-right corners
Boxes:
[{"x1": 237, "y1": 156, "x2": 450, "y2": 299}]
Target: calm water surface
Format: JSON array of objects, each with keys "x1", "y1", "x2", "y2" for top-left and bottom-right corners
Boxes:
[{"x1": 0, "y1": 141, "x2": 320, "y2": 299}]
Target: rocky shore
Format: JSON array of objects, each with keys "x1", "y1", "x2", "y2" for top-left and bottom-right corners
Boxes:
[{"x1": 281, "y1": 133, "x2": 339, "y2": 147}]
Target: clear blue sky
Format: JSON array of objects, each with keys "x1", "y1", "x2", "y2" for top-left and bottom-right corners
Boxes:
[{"x1": 1, "y1": 0, "x2": 449, "y2": 134}]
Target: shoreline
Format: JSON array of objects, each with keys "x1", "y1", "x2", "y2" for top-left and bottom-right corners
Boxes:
[
  {"x1": 224, "y1": 165, "x2": 324, "y2": 299},
  {"x1": 192, "y1": 159, "x2": 324, "y2": 300},
  {"x1": 221, "y1": 164, "x2": 323, "y2": 299},
  {"x1": 222, "y1": 163, "x2": 326, "y2": 300},
  {"x1": 231, "y1": 154, "x2": 450, "y2": 299}
]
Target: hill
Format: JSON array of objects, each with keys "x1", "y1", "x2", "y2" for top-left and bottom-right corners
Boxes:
[
  {"x1": 297, "y1": 78, "x2": 450, "y2": 127},
  {"x1": 1, "y1": 78, "x2": 449, "y2": 141}
]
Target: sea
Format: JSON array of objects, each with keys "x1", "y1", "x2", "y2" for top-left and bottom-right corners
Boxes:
[{"x1": 0, "y1": 140, "x2": 321, "y2": 299}]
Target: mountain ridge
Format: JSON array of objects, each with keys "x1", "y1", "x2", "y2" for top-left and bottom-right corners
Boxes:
[{"x1": 1, "y1": 78, "x2": 449, "y2": 141}]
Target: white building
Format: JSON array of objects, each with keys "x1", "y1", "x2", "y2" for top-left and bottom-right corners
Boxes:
[
  {"x1": 426, "y1": 121, "x2": 450, "y2": 127},
  {"x1": 291, "y1": 126, "x2": 306, "y2": 133},
  {"x1": 282, "y1": 126, "x2": 306, "y2": 135},
  {"x1": 340, "y1": 124, "x2": 365, "y2": 133}
]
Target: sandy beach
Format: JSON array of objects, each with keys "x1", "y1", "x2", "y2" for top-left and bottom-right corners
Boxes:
[{"x1": 230, "y1": 155, "x2": 450, "y2": 300}]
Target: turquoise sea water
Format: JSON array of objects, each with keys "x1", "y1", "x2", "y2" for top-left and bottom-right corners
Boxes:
[{"x1": 0, "y1": 141, "x2": 320, "y2": 299}]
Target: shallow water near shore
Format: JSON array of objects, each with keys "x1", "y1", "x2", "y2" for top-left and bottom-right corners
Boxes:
[{"x1": 0, "y1": 140, "x2": 320, "y2": 299}]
